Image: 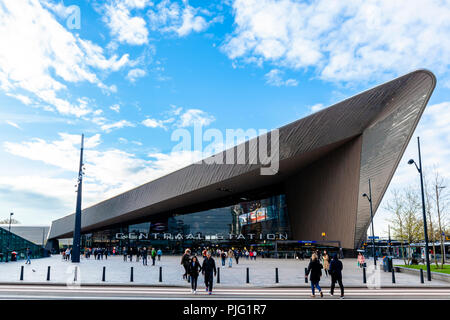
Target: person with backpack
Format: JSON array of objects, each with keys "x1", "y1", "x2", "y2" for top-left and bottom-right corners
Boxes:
[
  {"x1": 202, "y1": 251, "x2": 217, "y2": 295},
  {"x1": 329, "y1": 253, "x2": 344, "y2": 298},
  {"x1": 305, "y1": 253, "x2": 324, "y2": 298},
  {"x1": 188, "y1": 256, "x2": 202, "y2": 294}
]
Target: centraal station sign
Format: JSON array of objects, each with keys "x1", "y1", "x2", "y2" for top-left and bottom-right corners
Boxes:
[{"x1": 115, "y1": 232, "x2": 289, "y2": 241}]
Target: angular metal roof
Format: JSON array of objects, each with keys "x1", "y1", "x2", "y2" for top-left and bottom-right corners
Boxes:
[{"x1": 48, "y1": 70, "x2": 436, "y2": 249}]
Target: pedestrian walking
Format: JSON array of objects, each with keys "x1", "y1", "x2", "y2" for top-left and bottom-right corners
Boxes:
[
  {"x1": 181, "y1": 249, "x2": 191, "y2": 280},
  {"x1": 188, "y1": 256, "x2": 202, "y2": 294},
  {"x1": 305, "y1": 253, "x2": 324, "y2": 298},
  {"x1": 123, "y1": 247, "x2": 127, "y2": 262},
  {"x1": 235, "y1": 249, "x2": 240, "y2": 264},
  {"x1": 322, "y1": 250, "x2": 330, "y2": 277},
  {"x1": 228, "y1": 249, "x2": 234, "y2": 267},
  {"x1": 221, "y1": 250, "x2": 226, "y2": 267},
  {"x1": 141, "y1": 247, "x2": 148, "y2": 266},
  {"x1": 253, "y1": 250, "x2": 257, "y2": 261},
  {"x1": 329, "y1": 253, "x2": 344, "y2": 298},
  {"x1": 357, "y1": 252, "x2": 365, "y2": 268},
  {"x1": 151, "y1": 247, "x2": 156, "y2": 266},
  {"x1": 25, "y1": 248, "x2": 32, "y2": 264},
  {"x1": 202, "y1": 252, "x2": 217, "y2": 295},
  {"x1": 129, "y1": 247, "x2": 133, "y2": 262},
  {"x1": 157, "y1": 248, "x2": 162, "y2": 261}
]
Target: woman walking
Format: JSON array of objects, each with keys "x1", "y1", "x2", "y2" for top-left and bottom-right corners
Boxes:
[
  {"x1": 181, "y1": 249, "x2": 191, "y2": 280},
  {"x1": 188, "y1": 256, "x2": 202, "y2": 294},
  {"x1": 322, "y1": 251, "x2": 330, "y2": 277},
  {"x1": 305, "y1": 253, "x2": 324, "y2": 298}
]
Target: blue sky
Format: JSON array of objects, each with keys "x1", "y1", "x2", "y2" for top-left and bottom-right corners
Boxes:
[{"x1": 0, "y1": 0, "x2": 449, "y2": 237}]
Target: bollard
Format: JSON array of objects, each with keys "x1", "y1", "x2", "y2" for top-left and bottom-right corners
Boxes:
[
  {"x1": 363, "y1": 267, "x2": 367, "y2": 284},
  {"x1": 20, "y1": 266, "x2": 24, "y2": 281},
  {"x1": 130, "y1": 267, "x2": 134, "y2": 282},
  {"x1": 304, "y1": 267, "x2": 308, "y2": 283},
  {"x1": 246, "y1": 267, "x2": 249, "y2": 284},
  {"x1": 275, "y1": 268, "x2": 279, "y2": 283},
  {"x1": 159, "y1": 266, "x2": 162, "y2": 282},
  {"x1": 420, "y1": 268, "x2": 424, "y2": 283},
  {"x1": 102, "y1": 266, "x2": 106, "y2": 282},
  {"x1": 217, "y1": 267, "x2": 220, "y2": 284},
  {"x1": 74, "y1": 266, "x2": 78, "y2": 282},
  {"x1": 391, "y1": 268, "x2": 396, "y2": 284},
  {"x1": 47, "y1": 266, "x2": 51, "y2": 281}
]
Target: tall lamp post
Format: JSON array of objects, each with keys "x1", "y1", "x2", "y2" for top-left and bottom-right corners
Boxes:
[
  {"x1": 5, "y1": 212, "x2": 14, "y2": 262},
  {"x1": 362, "y1": 179, "x2": 377, "y2": 268},
  {"x1": 408, "y1": 136, "x2": 431, "y2": 281},
  {"x1": 72, "y1": 134, "x2": 85, "y2": 263}
]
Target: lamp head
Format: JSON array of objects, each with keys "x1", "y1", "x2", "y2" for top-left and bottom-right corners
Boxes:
[
  {"x1": 362, "y1": 193, "x2": 368, "y2": 198},
  {"x1": 408, "y1": 159, "x2": 415, "y2": 165}
]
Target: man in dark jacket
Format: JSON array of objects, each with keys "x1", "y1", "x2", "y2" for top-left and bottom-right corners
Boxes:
[
  {"x1": 329, "y1": 254, "x2": 344, "y2": 298},
  {"x1": 202, "y1": 252, "x2": 217, "y2": 295}
]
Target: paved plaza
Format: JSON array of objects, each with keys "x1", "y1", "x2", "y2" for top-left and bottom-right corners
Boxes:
[{"x1": 0, "y1": 255, "x2": 448, "y2": 288}]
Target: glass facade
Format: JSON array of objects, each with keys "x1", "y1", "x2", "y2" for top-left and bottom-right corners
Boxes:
[
  {"x1": 80, "y1": 194, "x2": 290, "y2": 254},
  {"x1": 0, "y1": 228, "x2": 46, "y2": 262}
]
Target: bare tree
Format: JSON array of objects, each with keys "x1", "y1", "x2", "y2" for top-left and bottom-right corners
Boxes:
[
  {"x1": 432, "y1": 168, "x2": 448, "y2": 268},
  {"x1": 386, "y1": 187, "x2": 423, "y2": 265},
  {"x1": 0, "y1": 218, "x2": 20, "y2": 224},
  {"x1": 424, "y1": 172, "x2": 438, "y2": 266}
]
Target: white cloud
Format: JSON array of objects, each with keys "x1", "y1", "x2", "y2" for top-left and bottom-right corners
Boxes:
[
  {"x1": 148, "y1": 0, "x2": 218, "y2": 37},
  {"x1": 142, "y1": 118, "x2": 167, "y2": 129},
  {"x1": 177, "y1": 109, "x2": 215, "y2": 127},
  {"x1": 0, "y1": 1, "x2": 129, "y2": 117},
  {"x1": 101, "y1": 120, "x2": 135, "y2": 133},
  {"x1": 5, "y1": 120, "x2": 21, "y2": 130},
  {"x1": 308, "y1": 103, "x2": 325, "y2": 113},
  {"x1": 103, "y1": 0, "x2": 150, "y2": 45},
  {"x1": 223, "y1": 0, "x2": 450, "y2": 84},
  {"x1": 110, "y1": 104, "x2": 121, "y2": 113},
  {"x1": 126, "y1": 68, "x2": 147, "y2": 82},
  {"x1": 1, "y1": 133, "x2": 205, "y2": 217},
  {"x1": 6, "y1": 93, "x2": 33, "y2": 105},
  {"x1": 264, "y1": 69, "x2": 298, "y2": 87}
]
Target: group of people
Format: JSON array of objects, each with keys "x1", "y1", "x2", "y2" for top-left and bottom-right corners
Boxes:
[
  {"x1": 122, "y1": 247, "x2": 162, "y2": 266},
  {"x1": 305, "y1": 250, "x2": 345, "y2": 299},
  {"x1": 181, "y1": 249, "x2": 217, "y2": 295},
  {"x1": 62, "y1": 247, "x2": 72, "y2": 261},
  {"x1": 83, "y1": 247, "x2": 109, "y2": 260}
]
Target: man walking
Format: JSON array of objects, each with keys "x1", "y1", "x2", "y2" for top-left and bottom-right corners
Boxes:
[
  {"x1": 202, "y1": 252, "x2": 217, "y2": 295},
  {"x1": 151, "y1": 247, "x2": 157, "y2": 266},
  {"x1": 25, "y1": 248, "x2": 32, "y2": 264},
  {"x1": 329, "y1": 253, "x2": 344, "y2": 299},
  {"x1": 141, "y1": 247, "x2": 148, "y2": 266}
]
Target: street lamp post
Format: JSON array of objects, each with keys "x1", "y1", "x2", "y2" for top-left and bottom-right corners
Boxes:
[
  {"x1": 72, "y1": 134, "x2": 84, "y2": 263},
  {"x1": 5, "y1": 212, "x2": 14, "y2": 262},
  {"x1": 408, "y1": 136, "x2": 431, "y2": 281},
  {"x1": 362, "y1": 179, "x2": 377, "y2": 268}
]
